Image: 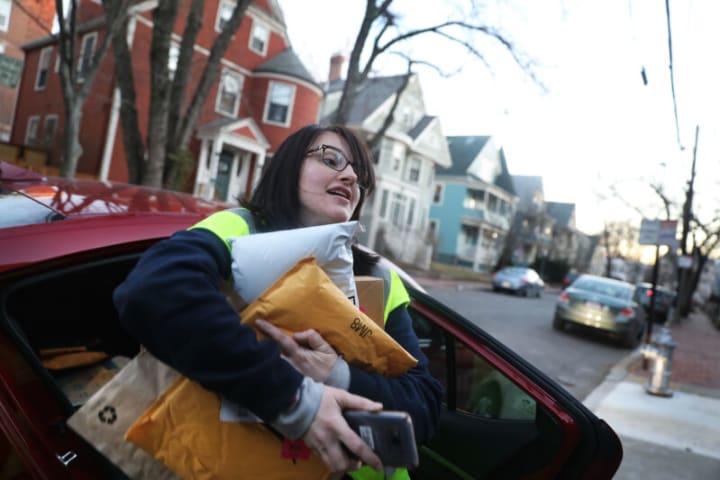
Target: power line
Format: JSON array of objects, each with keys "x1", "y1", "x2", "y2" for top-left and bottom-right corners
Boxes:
[{"x1": 664, "y1": 0, "x2": 683, "y2": 150}]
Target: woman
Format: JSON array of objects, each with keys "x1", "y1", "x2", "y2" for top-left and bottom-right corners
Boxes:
[{"x1": 114, "y1": 124, "x2": 442, "y2": 479}]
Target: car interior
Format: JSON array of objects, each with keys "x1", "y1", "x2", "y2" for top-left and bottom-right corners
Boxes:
[{"x1": 0, "y1": 249, "x2": 610, "y2": 479}]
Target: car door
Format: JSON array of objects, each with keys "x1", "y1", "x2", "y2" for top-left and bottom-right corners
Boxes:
[{"x1": 406, "y1": 286, "x2": 622, "y2": 479}]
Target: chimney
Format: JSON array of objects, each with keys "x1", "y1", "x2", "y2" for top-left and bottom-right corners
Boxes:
[{"x1": 328, "y1": 53, "x2": 346, "y2": 82}]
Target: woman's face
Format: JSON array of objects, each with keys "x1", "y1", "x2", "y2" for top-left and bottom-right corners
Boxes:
[{"x1": 298, "y1": 131, "x2": 362, "y2": 226}]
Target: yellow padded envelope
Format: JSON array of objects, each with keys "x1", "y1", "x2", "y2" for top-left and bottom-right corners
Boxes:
[
  {"x1": 241, "y1": 256, "x2": 417, "y2": 377},
  {"x1": 125, "y1": 257, "x2": 417, "y2": 479}
]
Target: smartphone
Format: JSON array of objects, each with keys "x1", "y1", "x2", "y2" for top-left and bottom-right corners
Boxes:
[{"x1": 343, "y1": 410, "x2": 419, "y2": 468}]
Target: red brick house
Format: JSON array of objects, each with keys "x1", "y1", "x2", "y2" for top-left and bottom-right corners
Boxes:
[
  {"x1": 11, "y1": 0, "x2": 322, "y2": 202},
  {"x1": 0, "y1": 0, "x2": 55, "y2": 141}
]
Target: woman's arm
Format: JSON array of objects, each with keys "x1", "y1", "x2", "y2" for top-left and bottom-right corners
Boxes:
[{"x1": 113, "y1": 228, "x2": 304, "y2": 422}]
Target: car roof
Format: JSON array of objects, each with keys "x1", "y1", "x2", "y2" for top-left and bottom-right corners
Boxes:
[
  {"x1": 575, "y1": 274, "x2": 633, "y2": 288},
  {"x1": 0, "y1": 163, "x2": 233, "y2": 272},
  {"x1": 1, "y1": 161, "x2": 229, "y2": 221}
]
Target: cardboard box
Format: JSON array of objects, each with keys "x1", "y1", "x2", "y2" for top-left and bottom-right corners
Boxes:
[{"x1": 355, "y1": 276, "x2": 385, "y2": 328}]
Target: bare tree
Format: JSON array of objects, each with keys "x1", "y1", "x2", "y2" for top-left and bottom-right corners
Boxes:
[
  {"x1": 55, "y1": 0, "x2": 131, "y2": 178},
  {"x1": 601, "y1": 221, "x2": 638, "y2": 278},
  {"x1": 330, "y1": 0, "x2": 538, "y2": 148},
  {"x1": 105, "y1": 0, "x2": 251, "y2": 188},
  {"x1": 606, "y1": 126, "x2": 720, "y2": 319}
]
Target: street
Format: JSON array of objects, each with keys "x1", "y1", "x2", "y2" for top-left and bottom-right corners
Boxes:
[{"x1": 425, "y1": 285, "x2": 631, "y2": 401}]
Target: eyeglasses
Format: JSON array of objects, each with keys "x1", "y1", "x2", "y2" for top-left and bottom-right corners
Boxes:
[
  {"x1": 305, "y1": 144, "x2": 355, "y2": 172},
  {"x1": 306, "y1": 144, "x2": 367, "y2": 191}
]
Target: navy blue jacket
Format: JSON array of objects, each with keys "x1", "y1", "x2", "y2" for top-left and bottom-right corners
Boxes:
[{"x1": 113, "y1": 227, "x2": 443, "y2": 443}]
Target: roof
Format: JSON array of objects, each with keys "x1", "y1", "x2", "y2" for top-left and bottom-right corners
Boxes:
[
  {"x1": 408, "y1": 115, "x2": 435, "y2": 140},
  {"x1": 254, "y1": 48, "x2": 318, "y2": 86},
  {"x1": 441, "y1": 136, "x2": 491, "y2": 176},
  {"x1": 322, "y1": 74, "x2": 409, "y2": 124},
  {"x1": 496, "y1": 149, "x2": 515, "y2": 195},
  {"x1": 439, "y1": 136, "x2": 515, "y2": 194},
  {"x1": 545, "y1": 201, "x2": 575, "y2": 227},
  {"x1": 512, "y1": 175, "x2": 544, "y2": 210}
]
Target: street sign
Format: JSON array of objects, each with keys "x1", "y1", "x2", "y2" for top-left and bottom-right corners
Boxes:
[
  {"x1": 658, "y1": 220, "x2": 678, "y2": 249},
  {"x1": 639, "y1": 219, "x2": 678, "y2": 247},
  {"x1": 639, "y1": 219, "x2": 660, "y2": 245}
]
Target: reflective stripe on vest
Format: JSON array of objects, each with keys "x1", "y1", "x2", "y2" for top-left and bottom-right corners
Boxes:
[
  {"x1": 188, "y1": 208, "x2": 254, "y2": 250},
  {"x1": 371, "y1": 264, "x2": 411, "y2": 324},
  {"x1": 349, "y1": 466, "x2": 410, "y2": 480}
]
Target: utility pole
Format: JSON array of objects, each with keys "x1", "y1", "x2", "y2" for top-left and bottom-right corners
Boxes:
[{"x1": 675, "y1": 125, "x2": 699, "y2": 320}]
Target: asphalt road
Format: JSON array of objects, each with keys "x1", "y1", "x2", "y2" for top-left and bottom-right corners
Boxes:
[{"x1": 425, "y1": 285, "x2": 632, "y2": 401}]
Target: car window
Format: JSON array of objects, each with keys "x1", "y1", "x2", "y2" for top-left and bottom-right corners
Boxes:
[
  {"x1": 574, "y1": 279, "x2": 631, "y2": 300},
  {"x1": 410, "y1": 302, "x2": 536, "y2": 420},
  {"x1": 0, "y1": 192, "x2": 60, "y2": 227}
]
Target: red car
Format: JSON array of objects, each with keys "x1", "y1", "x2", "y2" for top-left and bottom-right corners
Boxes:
[{"x1": 0, "y1": 162, "x2": 622, "y2": 479}]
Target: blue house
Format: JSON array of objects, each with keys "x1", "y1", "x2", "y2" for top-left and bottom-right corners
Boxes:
[{"x1": 430, "y1": 136, "x2": 517, "y2": 272}]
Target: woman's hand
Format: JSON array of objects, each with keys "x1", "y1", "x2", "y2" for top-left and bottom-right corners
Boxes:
[
  {"x1": 303, "y1": 385, "x2": 383, "y2": 475},
  {"x1": 255, "y1": 319, "x2": 338, "y2": 383}
]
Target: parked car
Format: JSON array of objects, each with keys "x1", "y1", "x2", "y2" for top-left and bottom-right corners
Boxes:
[
  {"x1": 634, "y1": 282, "x2": 676, "y2": 324},
  {"x1": 491, "y1": 266, "x2": 545, "y2": 297},
  {"x1": 0, "y1": 163, "x2": 621, "y2": 479},
  {"x1": 553, "y1": 274, "x2": 647, "y2": 348},
  {"x1": 562, "y1": 272, "x2": 579, "y2": 288}
]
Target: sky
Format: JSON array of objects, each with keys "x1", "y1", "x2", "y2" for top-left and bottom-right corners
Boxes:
[{"x1": 278, "y1": 0, "x2": 720, "y2": 237}]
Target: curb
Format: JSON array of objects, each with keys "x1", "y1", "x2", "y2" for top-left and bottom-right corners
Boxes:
[{"x1": 583, "y1": 349, "x2": 641, "y2": 411}]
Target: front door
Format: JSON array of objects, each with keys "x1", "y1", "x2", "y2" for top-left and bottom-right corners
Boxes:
[{"x1": 214, "y1": 150, "x2": 233, "y2": 202}]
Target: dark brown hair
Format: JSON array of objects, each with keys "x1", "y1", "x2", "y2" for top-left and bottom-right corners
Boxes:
[{"x1": 242, "y1": 124, "x2": 378, "y2": 273}]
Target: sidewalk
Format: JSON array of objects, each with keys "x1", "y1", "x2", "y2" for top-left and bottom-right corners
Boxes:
[{"x1": 583, "y1": 311, "x2": 720, "y2": 479}]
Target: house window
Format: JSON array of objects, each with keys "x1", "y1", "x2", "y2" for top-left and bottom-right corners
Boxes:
[
  {"x1": 216, "y1": 69, "x2": 242, "y2": 117},
  {"x1": 25, "y1": 116, "x2": 40, "y2": 145},
  {"x1": 379, "y1": 189, "x2": 389, "y2": 218},
  {"x1": 464, "y1": 188, "x2": 484, "y2": 210},
  {"x1": 432, "y1": 184, "x2": 443, "y2": 204},
  {"x1": 389, "y1": 193, "x2": 407, "y2": 228},
  {"x1": 35, "y1": 47, "x2": 53, "y2": 90},
  {"x1": 215, "y1": 0, "x2": 234, "y2": 31},
  {"x1": 406, "y1": 157, "x2": 421, "y2": 182},
  {"x1": 481, "y1": 229, "x2": 498, "y2": 248},
  {"x1": 0, "y1": 0, "x2": 11, "y2": 32},
  {"x1": 263, "y1": 82, "x2": 295, "y2": 126},
  {"x1": 77, "y1": 32, "x2": 97, "y2": 82},
  {"x1": 488, "y1": 193, "x2": 498, "y2": 212},
  {"x1": 42, "y1": 115, "x2": 58, "y2": 146},
  {"x1": 460, "y1": 224, "x2": 479, "y2": 246},
  {"x1": 407, "y1": 198, "x2": 415, "y2": 227},
  {"x1": 249, "y1": 20, "x2": 269, "y2": 56}
]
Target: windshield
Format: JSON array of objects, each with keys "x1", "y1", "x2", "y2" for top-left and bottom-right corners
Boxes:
[{"x1": 573, "y1": 278, "x2": 631, "y2": 300}]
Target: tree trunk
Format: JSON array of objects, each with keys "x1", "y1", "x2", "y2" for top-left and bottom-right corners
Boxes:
[
  {"x1": 110, "y1": 13, "x2": 145, "y2": 184},
  {"x1": 59, "y1": 102, "x2": 84, "y2": 178},
  {"x1": 142, "y1": 0, "x2": 180, "y2": 188}
]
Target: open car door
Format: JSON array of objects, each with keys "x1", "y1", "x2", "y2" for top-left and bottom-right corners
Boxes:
[{"x1": 406, "y1": 286, "x2": 623, "y2": 479}]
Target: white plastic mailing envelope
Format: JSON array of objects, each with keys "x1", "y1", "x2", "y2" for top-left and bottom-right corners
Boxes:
[{"x1": 228, "y1": 221, "x2": 360, "y2": 305}]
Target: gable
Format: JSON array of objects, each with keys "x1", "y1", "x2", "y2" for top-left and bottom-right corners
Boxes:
[{"x1": 411, "y1": 117, "x2": 451, "y2": 168}]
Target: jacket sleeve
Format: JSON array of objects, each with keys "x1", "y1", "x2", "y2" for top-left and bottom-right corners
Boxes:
[
  {"x1": 347, "y1": 305, "x2": 444, "y2": 444},
  {"x1": 112, "y1": 228, "x2": 303, "y2": 422}
]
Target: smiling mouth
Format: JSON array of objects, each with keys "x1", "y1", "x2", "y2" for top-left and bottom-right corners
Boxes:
[{"x1": 327, "y1": 189, "x2": 351, "y2": 201}]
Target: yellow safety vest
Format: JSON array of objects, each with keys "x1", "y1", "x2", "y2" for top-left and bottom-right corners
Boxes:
[{"x1": 191, "y1": 209, "x2": 412, "y2": 480}]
